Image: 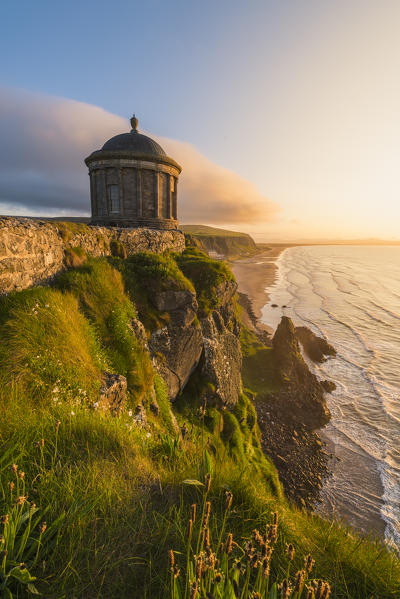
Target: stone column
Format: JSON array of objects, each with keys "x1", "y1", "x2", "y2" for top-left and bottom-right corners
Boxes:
[
  {"x1": 118, "y1": 167, "x2": 124, "y2": 215},
  {"x1": 137, "y1": 169, "x2": 142, "y2": 217},
  {"x1": 90, "y1": 171, "x2": 96, "y2": 217},
  {"x1": 168, "y1": 175, "x2": 173, "y2": 218},
  {"x1": 102, "y1": 169, "x2": 108, "y2": 216},
  {"x1": 173, "y1": 178, "x2": 178, "y2": 219},
  {"x1": 154, "y1": 170, "x2": 160, "y2": 218}
]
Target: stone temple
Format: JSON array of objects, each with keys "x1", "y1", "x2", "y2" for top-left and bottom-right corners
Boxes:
[{"x1": 85, "y1": 115, "x2": 181, "y2": 229}]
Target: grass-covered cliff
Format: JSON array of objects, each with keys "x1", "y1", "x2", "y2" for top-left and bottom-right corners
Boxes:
[
  {"x1": 181, "y1": 224, "x2": 258, "y2": 259},
  {"x1": 0, "y1": 248, "x2": 399, "y2": 598}
]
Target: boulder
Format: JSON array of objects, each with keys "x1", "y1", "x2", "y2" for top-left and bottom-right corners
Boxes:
[{"x1": 99, "y1": 372, "x2": 127, "y2": 415}]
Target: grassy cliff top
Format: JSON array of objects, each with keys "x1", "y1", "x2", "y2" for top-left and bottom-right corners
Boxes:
[{"x1": 181, "y1": 224, "x2": 253, "y2": 238}]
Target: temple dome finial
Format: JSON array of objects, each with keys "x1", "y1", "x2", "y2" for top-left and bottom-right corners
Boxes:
[{"x1": 130, "y1": 114, "x2": 138, "y2": 132}]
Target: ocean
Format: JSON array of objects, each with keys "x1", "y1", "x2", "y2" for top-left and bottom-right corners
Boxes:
[{"x1": 261, "y1": 245, "x2": 400, "y2": 547}]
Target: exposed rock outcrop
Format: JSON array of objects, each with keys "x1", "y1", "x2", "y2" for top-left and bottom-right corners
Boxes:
[
  {"x1": 148, "y1": 276, "x2": 242, "y2": 405},
  {"x1": 271, "y1": 317, "x2": 331, "y2": 429},
  {"x1": 99, "y1": 372, "x2": 127, "y2": 415},
  {"x1": 199, "y1": 281, "x2": 242, "y2": 407},
  {"x1": 295, "y1": 326, "x2": 336, "y2": 363}
]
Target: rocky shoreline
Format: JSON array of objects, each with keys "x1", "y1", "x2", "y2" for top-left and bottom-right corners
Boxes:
[
  {"x1": 255, "y1": 317, "x2": 336, "y2": 510},
  {"x1": 234, "y1": 249, "x2": 338, "y2": 510}
]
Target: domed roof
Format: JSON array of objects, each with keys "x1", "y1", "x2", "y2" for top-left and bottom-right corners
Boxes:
[
  {"x1": 85, "y1": 114, "x2": 181, "y2": 172},
  {"x1": 102, "y1": 115, "x2": 167, "y2": 155}
]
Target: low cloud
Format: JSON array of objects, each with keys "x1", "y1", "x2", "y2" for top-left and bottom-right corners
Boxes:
[{"x1": 0, "y1": 88, "x2": 278, "y2": 224}]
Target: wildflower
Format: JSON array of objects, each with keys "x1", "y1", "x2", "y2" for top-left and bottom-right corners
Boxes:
[
  {"x1": 262, "y1": 558, "x2": 270, "y2": 578},
  {"x1": 314, "y1": 581, "x2": 324, "y2": 599},
  {"x1": 205, "y1": 473, "x2": 212, "y2": 493},
  {"x1": 11, "y1": 464, "x2": 18, "y2": 475},
  {"x1": 321, "y1": 583, "x2": 331, "y2": 599},
  {"x1": 128, "y1": 410, "x2": 133, "y2": 417},
  {"x1": 225, "y1": 533, "x2": 233, "y2": 555},
  {"x1": 196, "y1": 554, "x2": 203, "y2": 579},
  {"x1": 225, "y1": 491, "x2": 233, "y2": 510},
  {"x1": 18, "y1": 471, "x2": 25, "y2": 480},
  {"x1": 287, "y1": 543, "x2": 295, "y2": 561},
  {"x1": 15, "y1": 496, "x2": 27, "y2": 506},
  {"x1": 39, "y1": 522, "x2": 47, "y2": 534},
  {"x1": 173, "y1": 565, "x2": 180, "y2": 579},
  {"x1": 278, "y1": 579, "x2": 292, "y2": 599},
  {"x1": 189, "y1": 581, "x2": 198, "y2": 599},
  {"x1": 267, "y1": 523, "x2": 278, "y2": 545},
  {"x1": 294, "y1": 570, "x2": 306, "y2": 593},
  {"x1": 252, "y1": 529, "x2": 262, "y2": 544},
  {"x1": 304, "y1": 554, "x2": 315, "y2": 574},
  {"x1": 191, "y1": 503, "x2": 197, "y2": 523},
  {"x1": 204, "y1": 527, "x2": 210, "y2": 548},
  {"x1": 9, "y1": 481, "x2": 14, "y2": 491},
  {"x1": 70, "y1": 411, "x2": 75, "y2": 416},
  {"x1": 146, "y1": 432, "x2": 151, "y2": 438},
  {"x1": 203, "y1": 501, "x2": 211, "y2": 528},
  {"x1": 93, "y1": 402, "x2": 99, "y2": 409},
  {"x1": 168, "y1": 549, "x2": 175, "y2": 567}
]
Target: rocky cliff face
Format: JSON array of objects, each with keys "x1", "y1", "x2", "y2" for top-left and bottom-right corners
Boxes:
[
  {"x1": 148, "y1": 278, "x2": 242, "y2": 405},
  {"x1": 0, "y1": 217, "x2": 185, "y2": 294}
]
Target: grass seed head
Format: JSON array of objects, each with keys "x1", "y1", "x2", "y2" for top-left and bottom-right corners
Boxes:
[
  {"x1": 11, "y1": 464, "x2": 18, "y2": 475},
  {"x1": 168, "y1": 549, "x2": 175, "y2": 567},
  {"x1": 205, "y1": 473, "x2": 212, "y2": 493},
  {"x1": 225, "y1": 491, "x2": 233, "y2": 510},
  {"x1": 287, "y1": 543, "x2": 295, "y2": 561},
  {"x1": 189, "y1": 580, "x2": 198, "y2": 599},
  {"x1": 321, "y1": 583, "x2": 331, "y2": 599},
  {"x1": 294, "y1": 570, "x2": 306, "y2": 592},
  {"x1": 304, "y1": 554, "x2": 315, "y2": 573},
  {"x1": 225, "y1": 533, "x2": 233, "y2": 555},
  {"x1": 40, "y1": 522, "x2": 47, "y2": 534},
  {"x1": 191, "y1": 503, "x2": 197, "y2": 523},
  {"x1": 203, "y1": 501, "x2": 211, "y2": 528},
  {"x1": 187, "y1": 518, "x2": 193, "y2": 539},
  {"x1": 279, "y1": 579, "x2": 292, "y2": 599}
]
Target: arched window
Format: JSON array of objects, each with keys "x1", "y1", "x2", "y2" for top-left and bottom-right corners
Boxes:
[{"x1": 108, "y1": 184, "x2": 120, "y2": 213}]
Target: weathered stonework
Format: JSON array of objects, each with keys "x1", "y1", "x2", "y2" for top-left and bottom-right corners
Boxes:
[
  {"x1": 85, "y1": 115, "x2": 181, "y2": 230},
  {"x1": 0, "y1": 217, "x2": 185, "y2": 294}
]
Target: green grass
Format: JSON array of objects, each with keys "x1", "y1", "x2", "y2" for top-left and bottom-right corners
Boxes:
[
  {"x1": 113, "y1": 252, "x2": 194, "y2": 331},
  {"x1": 0, "y1": 255, "x2": 399, "y2": 598},
  {"x1": 175, "y1": 247, "x2": 235, "y2": 315},
  {"x1": 181, "y1": 225, "x2": 253, "y2": 238},
  {"x1": 240, "y1": 326, "x2": 282, "y2": 395}
]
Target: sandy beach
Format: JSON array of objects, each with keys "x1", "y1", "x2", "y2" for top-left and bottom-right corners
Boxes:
[{"x1": 230, "y1": 245, "x2": 288, "y2": 329}]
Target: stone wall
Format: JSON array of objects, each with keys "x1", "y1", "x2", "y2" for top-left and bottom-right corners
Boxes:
[{"x1": 0, "y1": 217, "x2": 185, "y2": 294}]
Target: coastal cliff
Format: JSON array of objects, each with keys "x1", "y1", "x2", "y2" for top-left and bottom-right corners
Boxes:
[
  {"x1": 181, "y1": 224, "x2": 258, "y2": 259},
  {"x1": 0, "y1": 234, "x2": 398, "y2": 597}
]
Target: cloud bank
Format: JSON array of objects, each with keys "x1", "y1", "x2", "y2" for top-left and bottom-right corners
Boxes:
[{"x1": 0, "y1": 88, "x2": 277, "y2": 224}]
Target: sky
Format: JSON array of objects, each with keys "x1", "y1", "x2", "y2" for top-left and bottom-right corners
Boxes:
[{"x1": 1, "y1": 0, "x2": 400, "y2": 241}]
